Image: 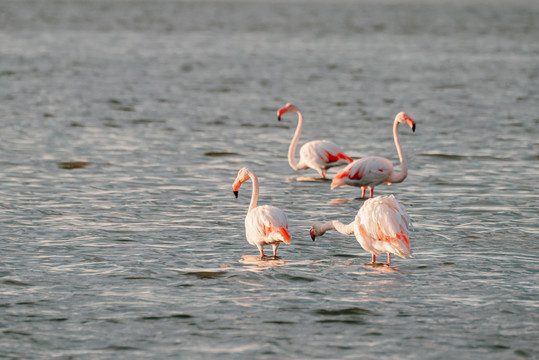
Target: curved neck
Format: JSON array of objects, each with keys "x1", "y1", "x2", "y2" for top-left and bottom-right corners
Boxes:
[
  {"x1": 388, "y1": 119, "x2": 408, "y2": 183},
  {"x1": 319, "y1": 220, "x2": 355, "y2": 236},
  {"x1": 246, "y1": 169, "x2": 259, "y2": 212},
  {"x1": 287, "y1": 110, "x2": 303, "y2": 170}
]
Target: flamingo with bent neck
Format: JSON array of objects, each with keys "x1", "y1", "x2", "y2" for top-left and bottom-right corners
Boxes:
[
  {"x1": 277, "y1": 103, "x2": 353, "y2": 179},
  {"x1": 232, "y1": 167, "x2": 290, "y2": 259},
  {"x1": 331, "y1": 112, "x2": 416, "y2": 198},
  {"x1": 310, "y1": 195, "x2": 413, "y2": 266}
]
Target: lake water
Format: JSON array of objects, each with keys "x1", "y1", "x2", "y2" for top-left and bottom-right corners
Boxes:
[{"x1": 1, "y1": 0, "x2": 538, "y2": 358}]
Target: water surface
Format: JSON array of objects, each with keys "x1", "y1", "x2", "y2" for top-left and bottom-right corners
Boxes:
[{"x1": 0, "y1": 0, "x2": 538, "y2": 359}]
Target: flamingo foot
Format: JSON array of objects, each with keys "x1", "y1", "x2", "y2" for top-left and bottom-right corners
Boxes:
[
  {"x1": 363, "y1": 263, "x2": 400, "y2": 272},
  {"x1": 364, "y1": 262, "x2": 389, "y2": 267}
]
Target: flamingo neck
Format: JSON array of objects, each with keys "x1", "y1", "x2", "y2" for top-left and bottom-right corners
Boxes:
[
  {"x1": 318, "y1": 220, "x2": 355, "y2": 236},
  {"x1": 331, "y1": 220, "x2": 355, "y2": 235},
  {"x1": 388, "y1": 119, "x2": 408, "y2": 183},
  {"x1": 246, "y1": 169, "x2": 259, "y2": 212},
  {"x1": 287, "y1": 110, "x2": 303, "y2": 170}
]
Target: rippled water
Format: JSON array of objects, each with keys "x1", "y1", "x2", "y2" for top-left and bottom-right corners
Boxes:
[{"x1": 1, "y1": 0, "x2": 538, "y2": 358}]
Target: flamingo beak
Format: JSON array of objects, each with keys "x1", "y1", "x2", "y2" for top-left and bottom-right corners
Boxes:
[
  {"x1": 404, "y1": 115, "x2": 416, "y2": 132},
  {"x1": 233, "y1": 191, "x2": 238, "y2": 198},
  {"x1": 277, "y1": 105, "x2": 291, "y2": 121},
  {"x1": 310, "y1": 228, "x2": 316, "y2": 241}
]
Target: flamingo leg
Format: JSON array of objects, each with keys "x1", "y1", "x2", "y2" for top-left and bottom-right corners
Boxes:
[
  {"x1": 272, "y1": 244, "x2": 279, "y2": 258},
  {"x1": 387, "y1": 253, "x2": 391, "y2": 266},
  {"x1": 361, "y1": 187, "x2": 366, "y2": 198},
  {"x1": 258, "y1": 246, "x2": 264, "y2": 259},
  {"x1": 372, "y1": 254, "x2": 376, "y2": 264},
  {"x1": 369, "y1": 187, "x2": 374, "y2": 198}
]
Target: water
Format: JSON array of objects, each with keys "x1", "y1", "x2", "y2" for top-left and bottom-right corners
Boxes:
[{"x1": 1, "y1": 0, "x2": 538, "y2": 358}]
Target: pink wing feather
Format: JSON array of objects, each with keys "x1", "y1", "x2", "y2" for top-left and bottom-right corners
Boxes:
[{"x1": 354, "y1": 195, "x2": 412, "y2": 258}]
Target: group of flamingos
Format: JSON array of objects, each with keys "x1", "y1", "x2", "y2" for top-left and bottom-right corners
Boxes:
[{"x1": 232, "y1": 103, "x2": 416, "y2": 266}]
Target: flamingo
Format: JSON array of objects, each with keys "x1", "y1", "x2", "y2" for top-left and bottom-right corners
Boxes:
[
  {"x1": 277, "y1": 103, "x2": 353, "y2": 179},
  {"x1": 331, "y1": 112, "x2": 416, "y2": 198},
  {"x1": 232, "y1": 167, "x2": 290, "y2": 258},
  {"x1": 310, "y1": 195, "x2": 413, "y2": 266}
]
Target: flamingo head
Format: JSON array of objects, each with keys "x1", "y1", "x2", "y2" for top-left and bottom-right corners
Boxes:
[
  {"x1": 309, "y1": 223, "x2": 325, "y2": 241},
  {"x1": 396, "y1": 112, "x2": 416, "y2": 132},
  {"x1": 277, "y1": 103, "x2": 299, "y2": 121},
  {"x1": 232, "y1": 167, "x2": 251, "y2": 198}
]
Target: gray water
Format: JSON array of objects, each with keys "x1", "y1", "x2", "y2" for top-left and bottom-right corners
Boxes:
[{"x1": 1, "y1": 0, "x2": 538, "y2": 359}]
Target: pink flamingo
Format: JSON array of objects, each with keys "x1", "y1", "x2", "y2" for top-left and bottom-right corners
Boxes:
[
  {"x1": 232, "y1": 167, "x2": 290, "y2": 258},
  {"x1": 310, "y1": 195, "x2": 412, "y2": 265},
  {"x1": 331, "y1": 112, "x2": 416, "y2": 198},
  {"x1": 277, "y1": 103, "x2": 353, "y2": 179}
]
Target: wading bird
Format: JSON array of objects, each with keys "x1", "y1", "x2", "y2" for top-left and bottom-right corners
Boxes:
[
  {"x1": 331, "y1": 112, "x2": 416, "y2": 198},
  {"x1": 232, "y1": 167, "x2": 290, "y2": 258},
  {"x1": 277, "y1": 103, "x2": 353, "y2": 179},
  {"x1": 310, "y1": 195, "x2": 412, "y2": 265}
]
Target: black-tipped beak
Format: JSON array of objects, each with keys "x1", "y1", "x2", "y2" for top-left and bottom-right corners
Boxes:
[
  {"x1": 233, "y1": 191, "x2": 238, "y2": 198},
  {"x1": 310, "y1": 229, "x2": 316, "y2": 241},
  {"x1": 277, "y1": 116, "x2": 281, "y2": 121},
  {"x1": 412, "y1": 123, "x2": 416, "y2": 132}
]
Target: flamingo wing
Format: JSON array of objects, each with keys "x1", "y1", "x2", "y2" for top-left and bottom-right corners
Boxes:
[
  {"x1": 246, "y1": 205, "x2": 290, "y2": 244},
  {"x1": 331, "y1": 157, "x2": 392, "y2": 189},
  {"x1": 355, "y1": 195, "x2": 412, "y2": 258},
  {"x1": 300, "y1": 140, "x2": 353, "y2": 168}
]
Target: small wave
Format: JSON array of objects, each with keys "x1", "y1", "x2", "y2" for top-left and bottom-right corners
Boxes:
[
  {"x1": 101, "y1": 345, "x2": 142, "y2": 351},
  {"x1": 2, "y1": 279, "x2": 33, "y2": 286},
  {"x1": 184, "y1": 271, "x2": 227, "y2": 279},
  {"x1": 314, "y1": 307, "x2": 373, "y2": 316},
  {"x1": 316, "y1": 319, "x2": 367, "y2": 324},
  {"x1": 240, "y1": 122, "x2": 289, "y2": 129},
  {"x1": 417, "y1": 153, "x2": 509, "y2": 161},
  {"x1": 204, "y1": 151, "x2": 241, "y2": 157},
  {"x1": 137, "y1": 314, "x2": 193, "y2": 321},
  {"x1": 131, "y1": 119, "x2": 166, "y2": 124},
  {"x1": 58, "y1": 161, "x2": 90, "y2": 170},
  {"x1": 279, "y1": 274, "x2": 317, "y2": 283},
  {"x1": 433, "y1": 83, "x2": 465, "y2": 90},
  {"x1": 263, "y1": 320, "x2": 296, "y2": 325}
]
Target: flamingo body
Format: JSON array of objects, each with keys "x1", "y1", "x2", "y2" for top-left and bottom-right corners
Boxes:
[
  {"x1": 331, "y1": 156, "x2": 393, "y2": 191},
  {"x1": 245, "y1": 205, "x2": 290, "y2": 248},
  {"x1": 233, "y1": 168, "x2": 290, "y2": 258},
  {"x1": 353, "y1": 195, "x2": 412, "y2": 261},
  {"x1": 310, "y1": 195, "x2": 412, "y2": 265},
  {"x1": 297, "y1": 139, "x2": 353, "y2": 176},
  {"x1": 277, "y1": 103, "x2": 353, "y2": 178},
  {"x1": 331, "y1": 112, "x2": 416, "y2": 197}
]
